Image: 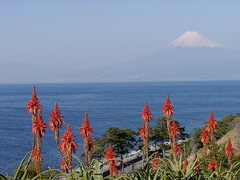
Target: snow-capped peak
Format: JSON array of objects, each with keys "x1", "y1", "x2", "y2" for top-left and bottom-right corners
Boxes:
[{"x1": 169, "y1": 31, "x2": 223, "y2": 48}]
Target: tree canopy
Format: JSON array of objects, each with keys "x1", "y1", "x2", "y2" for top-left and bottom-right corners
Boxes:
[
  {"x1": 92, "y1": 127, "x2": 137, "y2": 159},
  {"x1": 150, "y1": 117, "x2": 189, "y2": 146}
]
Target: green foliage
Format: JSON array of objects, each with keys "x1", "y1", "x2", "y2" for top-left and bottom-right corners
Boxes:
[
  {"x1": 12, "y1": 151, "x2": 32, "y2": 180},
  {"x1": 164, "y1": 156, "x2": 201, "y2": 179},
  {"x1": 0, "y1": 152, "x2": 58, "y2": 180},
  {"x1": 2, "y1": 143, "x2": 240, "y2": 180},
  {"x1": 29, "y1": 156, "x2": 107, "y2": 180},
  {"x1": 183, "y1": 128, "x2": 204, "y2": 157},
  {"x1": 65, "y1": 156, "x2": 104, "y2": 180},
  {"x1": 0, "y1": 173, "x2": 8, "y2": 180},
  {"x1": 198, "y1": 143, "x2": 240, "y2": 171},
  {"x1": 150, "y1": 117, "x2": 169, "y2": 146},
  {"x1": 93, "y1": 127, "x2": 137, "y2": 158},
  {"x1": 181, "y1": 140, "x2": 194, "y2": 158},
  {"x1": 204, "y1": 161, "x2": 240, "y2": 180},
  {"x1": 215, "y1": 114, "x2": 240, "y2": 140},
  {"x1": 150, "y1": 117, "x2": 189, "y2": 147},
  {"x1": 120, "y1": 155, "x2": 240, "y2": 180},
  {"x1": 191, "y1": 113, "x2": 240, "y2": 153},
  {"x1": 192, "y1": 128, "x2": 203, "y2": 149},
  {"x1": 122, "y1": 163, "x2": 164, "y2": 180}
]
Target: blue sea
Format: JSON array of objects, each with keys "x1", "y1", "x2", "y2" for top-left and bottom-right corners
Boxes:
[{"x1": 1, "y1": 81, "x2": 240, "y2": 173}]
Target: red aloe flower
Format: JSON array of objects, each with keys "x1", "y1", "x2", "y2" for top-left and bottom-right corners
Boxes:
[
  {"x1": 140, "y1": 101, "x2": 151, "y2": 161},
  {"x1": 49, "y1": 103, "x2": 65, "y2": 156},
  {"x1": 105, "y1": 144, "x2": 118, "y2": 177},
  {"x1": 26, "y1": 86, "x2": 42, "y2": 115},
  {"x1": 80, "y1": 112, "x2": 94, "y2": 162},
  {"x1": 60, "y1": 125, "x2": 78, "y2": 153},
  {"x1": 49, "y1": 103, "x2": 66, "y2": 156},
  {"x1": 169, "y1": 120, "x2": 179, "y2": 137},
  {"x1": 182, "y1": 159, "x2": 189, "y2": 169},
  {"x1": 162, "y1": 95, "x2": 174, "y2": 118},
  {"x1": 140, "y1": 123, "x2": 148, "y2": 139},
  {"x1": 208, "y1": 157, "x2": 217, "y2": 171},
  {"x1": 60, "y1": 125, "x2": 78, "y2": 172},
  {"x1": 31, "y1": 145, "x2": 43, "y2": 162},
  {"x1": 49, "y1": 103, "x2": 65, "y2": 132},
  {"x1": 225, "y1": 138, "x2": 234, "y2": 165},
  {"x1": 201, "y1": 127, "x2": 209, "y2": 144},
  {"x1": 32, "y1": 113, "x2": 47, "y2": 138},
  {"x1": 31, "y1": 145, "x2": 43, "y2": 174},
  {"x1": 142, "y1": 101, "x2": 152, "y2": 121},
  {"x1": 225, "y1": 138, "x2": 234, "y2": 157},
  {"x1": 105, "y1": 144, "x2": 115, "y2": 160},
  {"x1": 173, "y1": 141, "x2": 181, "y2": 157},
  {"x1": 31, "y1": 111, "x2": 46, "y2": 175},
  {"x1": 80, "y1": 112, "x2": 93, "y2": 137},
  {"x1": 200, "y1": 127, "x2": 209, "y2": 154},
  {"x1": 152, "y1": 153, "x2": 160, "y2": 170},
  {"x1": 206, "y1": 111, "x2": 218, "y2": 133}
]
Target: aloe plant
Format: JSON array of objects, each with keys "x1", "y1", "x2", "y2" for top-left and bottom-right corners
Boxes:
[
  {"x1": 206, "y1": 161, "x2": 240, "y2": 180},
  {"x1": 43, "y1": 156, "x2": 105, "y2": 180},
  {"x1": 0, "y1": 173, "x2": 8, "y2": 180},
  {"x1": 0, "y1": 152, "x2": 32, "y2": 180}
]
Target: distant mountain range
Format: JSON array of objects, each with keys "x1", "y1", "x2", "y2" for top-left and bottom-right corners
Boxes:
[
  {"x1": 1, "y1": 32, "x2": 240, "y2": 83},
  {"x1": 76, "y1": 47, "x2": 240, "y2": 82}
]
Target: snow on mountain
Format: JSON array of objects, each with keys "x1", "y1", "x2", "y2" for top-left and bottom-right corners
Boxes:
[{"x1": 169, "y1": 31, "x2": 223, "y2": 48}]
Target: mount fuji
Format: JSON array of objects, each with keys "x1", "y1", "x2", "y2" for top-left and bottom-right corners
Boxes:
[{"x1": 169, "y1": 31, "x2": 223, "y2": 48}]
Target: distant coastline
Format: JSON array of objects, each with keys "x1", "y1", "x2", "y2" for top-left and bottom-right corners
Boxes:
[{"x1": 1, "y1": 79, "x2": 240, "y2": 85}]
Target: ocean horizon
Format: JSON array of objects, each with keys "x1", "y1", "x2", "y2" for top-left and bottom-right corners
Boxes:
[{"x1": 1, "y1": 80, "x2": 240, "y2": 173}]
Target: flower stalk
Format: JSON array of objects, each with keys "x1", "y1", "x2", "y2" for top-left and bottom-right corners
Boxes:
[
  {"x1": 201, "y1": 127, "x2": 209, "y2": 155},
  {"x1": 80, "y1": 112, "x2": 94, "y2": 163},
  {"x1": 105, "y1": 144, "x2": 118, "y2": 177},
  {"x1": 140, "y1": 101, "x2": 152, "y2": 161},
  {"x1": 162, "y1": 95, "x2": 174, "y2": 153},
  {"x1": 60, "y1": 125, "x2": 78, "y2": 173},
  {"x1": 32, "y1": 112, "x2": 47, "y2": 175},
  {"x1": 49, "y1": 103, "x2": 66, "y2": 156},
  {"x1": 27, "y1": 86, "x2": 42, "y2": 149},
  {"x1": 225, "y1": 138, "x2": 234, "y2": 165}
]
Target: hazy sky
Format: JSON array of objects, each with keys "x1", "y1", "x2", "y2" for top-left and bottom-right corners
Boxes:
[{"x1": 1, "y1": 1, "x2": 240, "y2": 81}]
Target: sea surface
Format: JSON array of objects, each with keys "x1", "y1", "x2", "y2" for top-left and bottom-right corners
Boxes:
[{"x1": 1, "y1": 81, "x2": 240, "y2": 173}]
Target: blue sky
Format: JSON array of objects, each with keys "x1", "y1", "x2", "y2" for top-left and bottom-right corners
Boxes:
[{"x1": 1, "y1": 1, "x2": 240, "y2": 82}]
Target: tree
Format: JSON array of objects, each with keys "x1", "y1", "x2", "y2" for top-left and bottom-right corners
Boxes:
[
  {"x1": 149, "y1": 117, "x2": 168, "y2": 147},
  {"x1": 150, "y1": 117, "x2": 189, "y2": 147},
  {"x1": 92, "y1": 127, "x2": 137, "y2": 159},
  {"x1": 192, "y1": 128, "x2": 203, "y2": 149}
]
